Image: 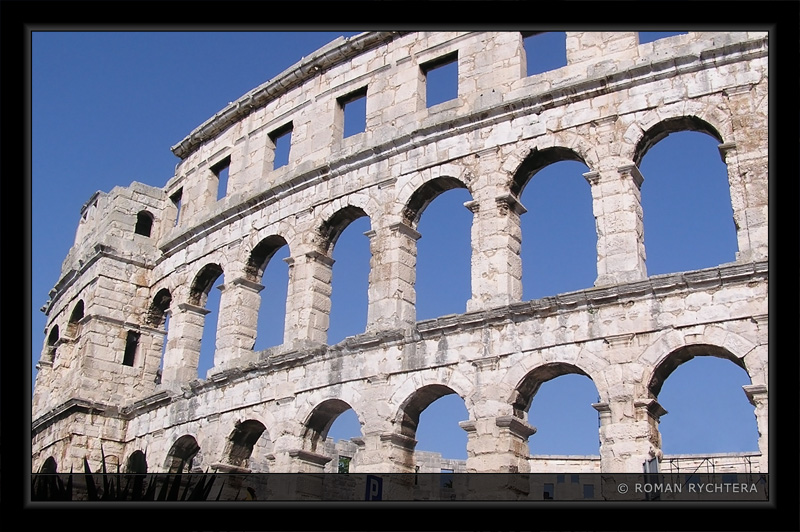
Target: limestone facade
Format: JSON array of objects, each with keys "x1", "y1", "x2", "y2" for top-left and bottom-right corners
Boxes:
[{"x1": 33, "y1": 31, "x2": 768, "y2": 475}]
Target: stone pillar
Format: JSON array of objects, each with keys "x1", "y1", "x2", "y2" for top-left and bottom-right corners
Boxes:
[
  {"x1": 212, "y1": 277, "x2": 264, "y2": 370},
  {"x1": 461, "y1": 416, "x2": 536, "y2": 473},
  {"x1": 286, "y1": 449, "x2": 331, "y2": 473},
  {"x1": 283, "y1": 251, "x2": 334, "y2": 348},
  {"x1": 586, "y1": 164, "x2": 647, "y2": 286},
  {"x1": 743, "y1": 384, "x2": 768, "y2": 472},
  {"x1": 465, "y1": 194, "x2": 525, "y2": 312},
  {"x1": 343, "y1": 432, "x2": 402, "y2": 474},
  {"x1": 365, "y1": 222, "x2": 420, "y2": 332},
  {"x1": 719, "y1": 141, "x2": 768, "y2": 263},
  {"x1": 160, "y1": 302, "x2": 209, "y2": 387},
  {"x1": 594, "y1": 398, "x2": 666, "y2": 472}
]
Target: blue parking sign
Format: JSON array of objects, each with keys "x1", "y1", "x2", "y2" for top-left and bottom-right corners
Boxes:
[{"x1": 365, "y1": 475, "x2": 383, "y2": 500}]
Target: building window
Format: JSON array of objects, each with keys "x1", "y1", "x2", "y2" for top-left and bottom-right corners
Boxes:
[
  {"x1": 338, "y1": 87, "x2": 368, "y2": 138},
  {"x1": 422, "y1": 52, "x2": 458, "y2": 107},
  {"x1": 47, "y1": 326, "x2": 59, "y2": 362},
  {"x1": 269, "y1": 122, "x2": 293, "y2": 169},
  {"x1": 170, "y1": 189, "x2": 183, "y2": 226},
  {"x1": 66, "y1": 300, "x2": 84, "y2": 338},
  {"x1": 123, "y1": 331, "x2": 140, "y2": 367},
  {"x1": 583, "y1": 484, "x2": 595, "y2": 499},
  {"x1": 543, "y1": 483, "x2": 554, "y2": 500},
  {"x1": 134, "y1": 210, "x2": 154, "y2": 237},
  {"x1": 639, "y1": 31, "x2": 688, "y2": 44},
  {"x1": 522, "y1": 32, "x2": 567, "y2": 76},
  {"x1": 440, "y1": 468, "x2": 454, "y2": 488},
  {"x1": 212, "y1": 156, "x2": 231, "y2": 201}
]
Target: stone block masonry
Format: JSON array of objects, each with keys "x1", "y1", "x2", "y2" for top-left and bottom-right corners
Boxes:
[{"x1": 33, "y1": 31, "x2": 767, "y2": 475}]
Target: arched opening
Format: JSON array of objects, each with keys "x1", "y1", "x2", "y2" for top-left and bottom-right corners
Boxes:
[
  {"x1": 190, "y1": 264, "x2": 223, "y2": 379},
  {"x1": 66, "y1": 300, "x2": 84, "y2": 337},
  {"x1": 146, "y1": 289, "x2": 172, "y2": 327},
  {"x1": 223, "y1": 420, "x2": 267, "y2": 470},
  {"x1": 415, "y1": 393, "x2": 469, "y2": 462},
  {"x1": 326, "y1": 408, "x2": 362, "y2": 473},
  {"x1": 513, "y1": 363, "x2": 600, "y2": 458},
  {"x1": 125, "y1": 450, "x2": 148, "y2": 474},
  {"x1": 146, "y1": 288, "x2": 171, "y2": 382},
  {"x1": 404, "y1": 177, "x2": 472, "y2": 320},
  {"x1": 516, "y1": 153, "x2": 595, "y2": 300},
  {"x1": 304, "y1": 400, "x2": 363, "y2": 472},
  {"x1": 134, "y1": 210, "x2": 154, "y2": 237},
  {"x1": 396, "y1": 385, "x2": 469, "y2": 468},
  {"x1": 649, "y1": 345, "x2": 758, "y2": 456},
  {"x1": 304, "y1": 399, "x2": 357, "y2": 453},
  {"x1": 46, "y1": 325, "x2": 59, "y2": 363},
  {"x1": 39, "y1": 456, "x2": 58, "y2": 474},
  {"x1": 322, "y1": 207, "x2": 370, "y2": 345},
  {"x1": 246, "y1": 236, "x2": 290, "y2": 351},
  {"x1": 636, "y1": 122, "x2": 736, "y2": 275},
  {"x1": 165, "y1": 435, "x2": 200, "y2": 473}
]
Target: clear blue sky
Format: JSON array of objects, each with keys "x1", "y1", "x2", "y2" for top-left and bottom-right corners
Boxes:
[{"x1": 32, "y1": 31, "x2": 760, "y2": 462}]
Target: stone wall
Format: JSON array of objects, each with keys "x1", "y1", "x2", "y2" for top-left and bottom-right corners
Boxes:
[{"x1": 33, "y1": 31, "x2": 768, "y2": 475}]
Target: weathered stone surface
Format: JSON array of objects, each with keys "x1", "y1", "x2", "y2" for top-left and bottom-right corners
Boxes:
[{"x1": 33, "y1": 31, "x2": 767, "y2": 475}]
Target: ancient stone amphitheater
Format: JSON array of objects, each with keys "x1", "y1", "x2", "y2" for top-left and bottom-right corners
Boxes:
[{"x1": 32, "y1": 31, "x2": 768, "y2": 476}]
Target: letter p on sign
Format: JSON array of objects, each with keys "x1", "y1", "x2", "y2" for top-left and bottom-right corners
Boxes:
[{"x1": 365, "y1": 475, "x2": 383, "y2": 500}]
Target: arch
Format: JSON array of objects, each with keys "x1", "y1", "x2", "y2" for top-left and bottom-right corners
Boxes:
[
  {"x1": 245, "y1": 234, "x2": 289, "y2": 282},
  {"x1": 638, "y1": 127, "x2": 737, "y2": 275},
  {"x1": 66, "y1": 300, "x2": 84, "y2": 337},
  {"x1": 303, "y1": 399, "x2": 359, "y2": 453},
  {"x1": 518, "y1": 155, "x2": 595, "y2": 299},
  {"x1": 395, "y1": 384, "x2": 460, "y2": 439},
  {"x1": 647, "y1": 343, "x2": 747, "y2": 398},
  {"x1": 414, "y1": 183, "x2": 474, "y2": 320},
  {"x1": 639, "y1": 326, "x2": 759, "y2": 393},
  {"x1": 134, "y1": 210, "x2": 154, "y2": 237},
  {"x1": 223, "y1": 419, "x2": 267, "y2": 468},
  {"x1": 649, "y1": 345, "x2": 759, "y2": 455},
  {"x1": 510, "y1": 146, "x2": 588, "y2": 198},
  {"x1": 511, "y1": 362, "x2": 593, "y2": 417},
  {"x1": 189, "y1": 263, "x2": 223, "y2": 307},
  {"x1": 247, "y1": 235, "x2": 291, "y2": 351},
  {"x1": 39, "y1": 456, "x2": 58, "y2": 474},
  {"x1": 633, "y1": 116, "x2": 724, "y2": 167},
  {"x1": 402, "y1": 176, "x2": 468, "y2": 227},
  {"x1": 46, "y1": 325, "x2": 59, "y2": 362},
  {"x1": 125, "y1": 450, "x2": 148, "y2": 474},
  {"x1": 146, "y1": 288, "x2": 172, "y2": 327},
  {"x1": 164, "y1": 435, "x2": 201, "y2": 473},
  {"x1": 316, "y1": 205, "x2": 369, "y2": 254}
]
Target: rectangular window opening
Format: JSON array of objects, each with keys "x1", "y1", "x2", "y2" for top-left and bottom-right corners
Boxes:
[
  {"x1": 338, "y1": 87, "x2": 367, "y2": 138},
  {"x1": 337, "y1": 456, "x2": 351, "y2": 473},
  {"x1": 440, "y1": 468, "x2": 454, "y2": 488},
  {"x1": 583, "y1": 484, "x2": 595, "y2": 499},
  {"x1": 543, "y1": 482, "x2": 554, "y2": 500},
  {"x1": 269, "y1": 122, "x2": 293, "y2": 169},
  {"x1": 522, "y1": 31, "x2": 567, "y2": 77},
  {"x1": 170, "y1": 188, "x2": 183, "y2": 226},
  {"x1": 422, "y1": 52, "x2": 458, "y2": 108},
  {"x1": 212, "y1": 156, "x2": 231, "y2": 201},
  {"x1": 639, "y1": 31, "x2": 688, "y2": 44},
  {"x1": 123, "y1": 331, "x2": 140, "y2": 367}
]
